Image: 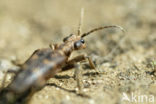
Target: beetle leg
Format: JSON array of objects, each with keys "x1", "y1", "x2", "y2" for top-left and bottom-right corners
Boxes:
[
  {"x1": 68, "y1": 55, "x2": 86, "y2": 64},
  {"x1": 74, "y1": 63, "x2": 90, "y2": 97},
  {"x1": 62, "y1": 54, "x2": 99, "y2": 73},
  {"x1": 85, "y1": 56, "x2": 100, "y2": 73},
  {"x1": 62, "y1": 55, "x2": 86, "y2": 71},
  {"x1": 74, "y1": 63, "x2": 83, "y2": 94},
  {"x1": 60, "y1": 55, "x2": 94, "y2": 97}
]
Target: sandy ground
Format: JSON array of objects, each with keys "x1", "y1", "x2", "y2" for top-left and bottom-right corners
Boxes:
[{"x1": 0, "y1": 0, "x2": 156, "y2": 104}]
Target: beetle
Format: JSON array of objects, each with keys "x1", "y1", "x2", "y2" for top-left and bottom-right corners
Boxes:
[{"x1": 0, "y1": 10, "x2": 124, "y2": 104}]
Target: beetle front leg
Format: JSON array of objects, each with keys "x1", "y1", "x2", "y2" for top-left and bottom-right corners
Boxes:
[
  {"x1": 74, "y1": 63, "x2": 90, "y2": 97},
  {"x1": 74, "y1": 63, "x2": 83, "y2": 94},
  {"x1": 62, "y1": 55, "x2": 98, "y2": 96},
  {"x1": 62, "y1": 55, "x2": 86, "y2": 71},
  {"x1": 62, "y1": 54, "x2": 99, "y2": 73}
]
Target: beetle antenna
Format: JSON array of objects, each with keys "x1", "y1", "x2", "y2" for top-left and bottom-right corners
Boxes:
[
  {"x1": 81, "y1": 25, "x2": 125, "y2": 38},
  {"x1": 78, "y1": 8, "x2": 84, "y2": 36}
]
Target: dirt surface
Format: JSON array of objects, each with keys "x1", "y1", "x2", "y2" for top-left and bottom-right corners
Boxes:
[{"x1": 0, "y1": 0, "x2": 156, "y2": 104}]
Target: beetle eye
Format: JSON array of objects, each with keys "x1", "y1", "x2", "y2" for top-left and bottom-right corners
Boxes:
[
  {"x1": 74, "y1": 41, "x2": 82, "y2": 49},
  {"x1": 80, "y1": 39, "x2": 85, "y2": 44}
]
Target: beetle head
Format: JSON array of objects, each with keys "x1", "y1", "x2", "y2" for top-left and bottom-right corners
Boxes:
[{"x1": 63, "y1": 34, "x2": 86, "y2": 50}]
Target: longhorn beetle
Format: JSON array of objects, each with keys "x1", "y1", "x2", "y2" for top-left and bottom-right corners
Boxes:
[{"x1": 0, "y1": 9, "x2": 125, "y2": 104}]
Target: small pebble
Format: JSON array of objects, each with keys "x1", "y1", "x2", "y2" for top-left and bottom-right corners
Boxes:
[
  {"x1": 0, "y1": 71, "x2": 4, "y2": 79},
  {"x1": 56, "y1": 87, "x2": 60, "y2": 90},
  {"x1": 65, "y1": 95, "x2": 70, "y2": 100},
  {"x1": 45, "y1": 95, "x2": 49, "y2": 99},
  {"x1": 61, "y1": 98, "x2": 72, "y2": 104},
  {"x1": 0, "y1": 59, "x2": 12, "y2": 71},
  {"x1": 89, "y1": 99, "x2": 95, "y2": 104},
  {"x1": 83, "y1": 88, "x2": 88, "y2": 92}
]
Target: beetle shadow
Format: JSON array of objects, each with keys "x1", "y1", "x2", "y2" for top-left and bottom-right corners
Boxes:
[
  {"x1": 46, "y1": 70, "x2": 100, "y2": 98},
  {"x1": 46, "y1": 83, "x2": 75, "y2": 93},
  {"x1": 54, "y1": 75, "x2": 72, "y2": 79},
  {"x1": 54, "y1": 70, "x2": 100, "y2": 80},
  {"x1": 45, "y1": 83, "x2": 90, "y2": 98},
  {"x1": 83, "y1": 71, "x2": 100, "y2": 76}
]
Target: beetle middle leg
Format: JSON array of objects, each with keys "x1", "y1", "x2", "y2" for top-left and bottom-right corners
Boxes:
[
  {"x1": 73, "y1": 63, "x2": 90, "y2": 97},
  {"x1": 62, "y1": 54, "x2": 99, "y2": 77},
  {"x1": 61, "y1": 54, "x2": 98, "y2": 96}
]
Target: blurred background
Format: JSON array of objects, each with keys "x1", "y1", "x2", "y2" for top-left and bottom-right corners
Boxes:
[
  {"x1": 0, "y1": 0, "x2": 155, "y2": 59},
  {"x1": 0, "y1": 0, "x2": 156, "y2": 104}
]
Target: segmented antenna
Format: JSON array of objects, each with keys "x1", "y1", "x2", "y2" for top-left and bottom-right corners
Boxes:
[
  {"x1": 77, "y1": 8, "x2": 84, "y2": 36},
  {"x1": 81, "y1": 25, "x2": 125, "y2": 38}
]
